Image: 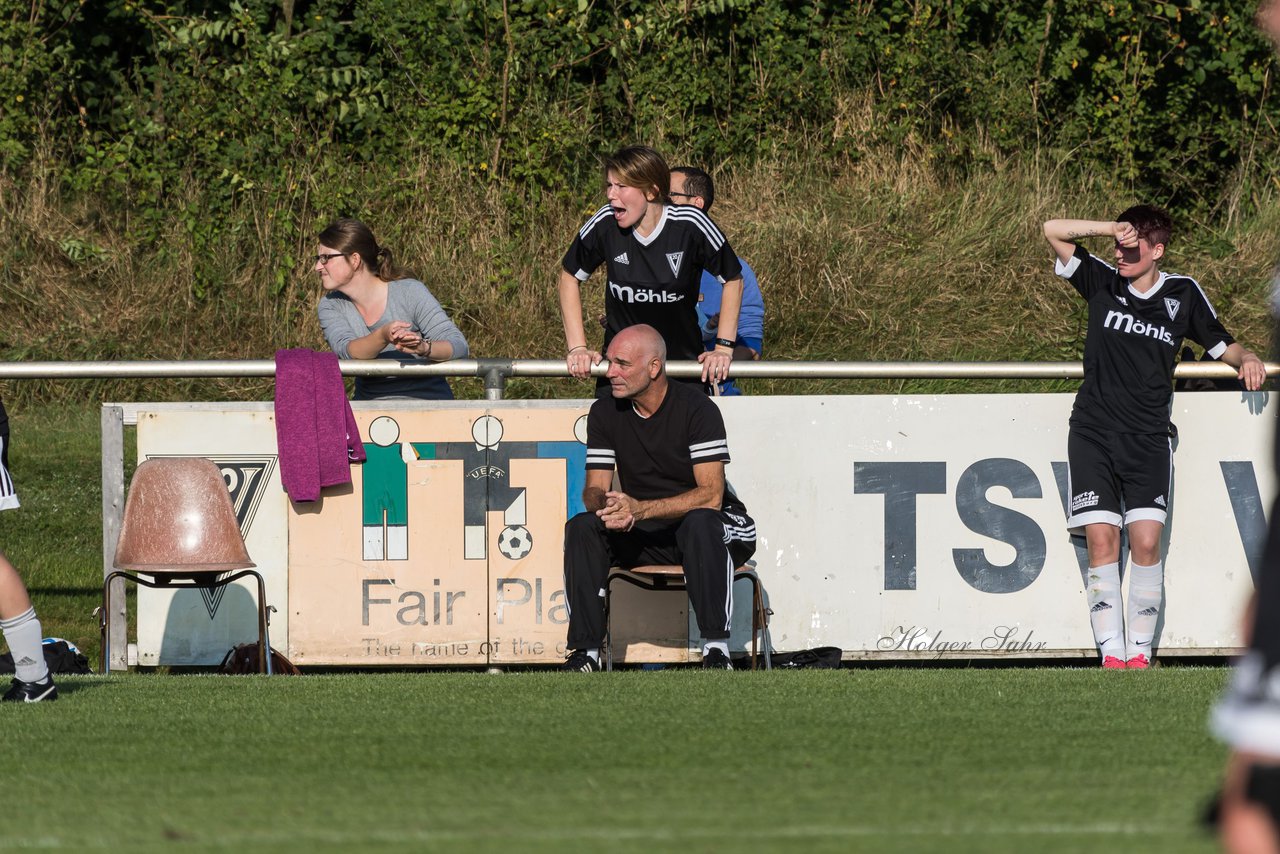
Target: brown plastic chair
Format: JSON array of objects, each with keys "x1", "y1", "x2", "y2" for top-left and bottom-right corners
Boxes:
[
  {"x1": 102, "y1": 457, "x2": 274, "y2": 673},
  {"x1": 603, "y1": 564, "x2": 772, "y2": 671}
]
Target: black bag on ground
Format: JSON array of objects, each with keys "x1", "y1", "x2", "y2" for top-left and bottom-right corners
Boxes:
[
  {"x1": 218, "y1": 643, "x2": 301, "y2": 675},
  {"x1": 0, "y1": 639, "x2": 93, "y2": 675},
  {"x1": 770, "y1": 646, "x2": 843, "y2": 669}
]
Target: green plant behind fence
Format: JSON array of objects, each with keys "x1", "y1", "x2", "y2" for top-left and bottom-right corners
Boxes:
[{"x1": 7, "y1": 1, "x2": 1280, "y2": 200}]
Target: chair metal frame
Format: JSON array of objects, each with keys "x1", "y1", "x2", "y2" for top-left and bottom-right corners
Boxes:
[
  {"x1": 102, "y1": 455, "x2": 275, "y2": 675},
  {"x1": 603, "y1": 565, "x2": 772, "y2": 671},
  {"x1": 100, "y1": 569, "x2": 274, "y2": 674}
]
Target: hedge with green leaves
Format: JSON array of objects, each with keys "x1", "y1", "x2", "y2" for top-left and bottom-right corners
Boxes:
[{"x1": 5, "y1": 0, "x2": 1278, "y2": 222}]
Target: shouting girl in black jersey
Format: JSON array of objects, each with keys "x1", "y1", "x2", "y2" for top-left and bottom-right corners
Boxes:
[
  {"x1": 1044, "y1": 208, "x2": 1265, "y2": 670},
  {"x1": 557, "y1": 145, "x2": 745, "y2": 395}
]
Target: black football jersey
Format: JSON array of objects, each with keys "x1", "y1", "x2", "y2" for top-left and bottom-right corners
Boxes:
[
  {"x1": 584, "y1": 380, "x2": 746, "y2": 516},
  {"x1": 563, "y1": 203, "x2": 743, "y2": 361},
  {"x1": 1059, "y1": 244, "x2": 1234, "y2": 434}
]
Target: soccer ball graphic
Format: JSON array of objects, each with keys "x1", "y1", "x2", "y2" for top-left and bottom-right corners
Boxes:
[{"x1": 497, "y1": 525, "x2": 533, "y2": 560}]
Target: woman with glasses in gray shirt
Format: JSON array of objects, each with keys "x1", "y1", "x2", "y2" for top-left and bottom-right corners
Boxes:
[{"x1": 315, "y1": 218, "x2": 468, "y2": 400}]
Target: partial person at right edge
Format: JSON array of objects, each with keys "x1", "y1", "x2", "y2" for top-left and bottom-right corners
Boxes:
[
  {"x1": 1210, "y1": 4, "x2": 1280, "y2": 848},
  {"x1": 670, "y1": 165, "x2": 765, "y2": 397},
  {"x1": 316, "y1": 218, "x2": 468, "y2": 401}
]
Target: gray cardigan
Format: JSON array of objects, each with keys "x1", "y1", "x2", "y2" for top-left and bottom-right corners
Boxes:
[{"x1": 318, "y1": 278, "x2": 469, "y2": 400}]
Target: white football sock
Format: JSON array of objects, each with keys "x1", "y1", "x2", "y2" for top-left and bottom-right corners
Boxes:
[
  {"x1": 703, "y1": 641, "x2": 729, "y2": 657},
  {"x1": 1085, "y1": 562, "x2": 1125, "y2": 660},
  {"x1": 1126, "y1": 560, "x2": 1163, "y2": 661},
  {"x1": 1, "y1": 607, "x2": 48, "y2": 683}
]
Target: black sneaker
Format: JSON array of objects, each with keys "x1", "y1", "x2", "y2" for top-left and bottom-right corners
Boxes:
[
  {"x1": 702, "y1": 649, "x2": 733, "y2": 670},
  {"x1": 3, "y1": 675, "x2": 58, "y2": 703},
  {"x1": 559, "y1": 650, "x2": 600, "y2": 672}
]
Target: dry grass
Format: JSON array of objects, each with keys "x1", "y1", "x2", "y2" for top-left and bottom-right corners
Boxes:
[{"x1": 1, "y1": 134, "x2": 1277, "y2": 404}]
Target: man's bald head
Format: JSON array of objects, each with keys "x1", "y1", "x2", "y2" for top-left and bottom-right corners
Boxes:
[
  {"x1": 604, "y1": 324, "x2": 667, "y2": 401},
  {"x1": 610, "y1": 324, "x2": 666, "y2": 364}
]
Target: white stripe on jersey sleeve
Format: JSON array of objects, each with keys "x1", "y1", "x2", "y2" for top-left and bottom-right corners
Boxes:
[
  {"x1": 585, "y1": 447, "x2": 616, "y2": 468},
  {"x1": 577, "y1": 205, "x2": 615, "y2": 241},
  {"x1": 1182, "y1": 275, "x2": 1221, "y2": 319},
  {"x1": 1054, "y1": 255, "x2": 1081, "y2": 278},
  {"x1": 666, "y1": 207, "x2": 725, "y2": 250},
  {"x1": 689, "y1": 439, "x2": 729, "y2": 460},
  {"x1": 1056, "y1": 251, "x2": 1118, "y2": 279},
  {"x1": 1089, "y1": 253, "x2": 1117, "y2": 273},
  {"x1": 1207, "y1": 341, "x2": 1228, "y2": 359}
]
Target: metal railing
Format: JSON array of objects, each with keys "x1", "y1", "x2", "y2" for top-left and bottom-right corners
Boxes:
[{"x1": 2, "y1": 357, "x2": 1275, "y2": 400}]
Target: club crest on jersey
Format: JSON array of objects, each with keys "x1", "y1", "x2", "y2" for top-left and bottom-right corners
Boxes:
[
  {"x1": 666, "y1": 251, "x2": 684, "y2": 277},
  {"x1": 614, "y1": 252, "x2": 629, "y2": 265},
  {"x1": 1164, "y1": 297, "x2": 1181, "y2": 320}
]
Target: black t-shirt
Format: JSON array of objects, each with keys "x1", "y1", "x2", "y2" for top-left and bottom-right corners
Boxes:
[
  {"x1": 585, "y1": 379, "x2": 746, "y2": 518},
  {"x1": 562, "y1": 203, "x2": 743, "y2": 361},
  {"x1": 1059, "y1": 244, "x2": 1234, "y2": 434}
]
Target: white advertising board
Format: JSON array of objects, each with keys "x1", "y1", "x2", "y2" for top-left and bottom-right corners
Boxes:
[
  {"x1": 133, "y1": 390, "x2": 1272, "y2": 664},
  {"x1": 719, "y1": 392, "x2": 1271, "y2": 658}
]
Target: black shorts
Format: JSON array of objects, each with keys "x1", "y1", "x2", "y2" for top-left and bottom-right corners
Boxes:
[
  {"x1": 1205, "y1": 764, "x2": 1280, "y2": 832},
  {"x1": 1065, "y1": 423, "x2": 1171, "y2": 533}
]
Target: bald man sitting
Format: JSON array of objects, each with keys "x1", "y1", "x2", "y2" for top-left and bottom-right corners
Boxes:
[{"x1": 561, "y1": 324, "x2": 757, "y2": 671}]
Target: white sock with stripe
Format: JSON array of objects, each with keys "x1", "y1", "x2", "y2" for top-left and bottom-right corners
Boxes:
[
  {"x1": 1126, "y1": 560, "x2": 1163, "y2": 661},
  {"x1": 1, "y1": 607, "x2": 48, "y2": 683},
  {"x1": 1085, "y1": 562, "x2": 1125, "y2": 661}
]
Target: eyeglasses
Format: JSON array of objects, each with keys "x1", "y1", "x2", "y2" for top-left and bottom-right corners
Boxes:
[
  {"x1": 669, "y1": 192, "x2": 697, "y2": 201},
  {"x1": 314, "y1": 253, "x2": 345, "y2": 265}
]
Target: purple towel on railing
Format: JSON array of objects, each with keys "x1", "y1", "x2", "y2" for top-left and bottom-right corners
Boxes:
[{"x1": 274, "y1": 349, "x2": 366, "y2": 502}]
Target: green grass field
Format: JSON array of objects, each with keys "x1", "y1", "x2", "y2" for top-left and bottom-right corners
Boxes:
[
  {"x1": 0, "y1": 408, "x2": 1243, "y2": 853},
  {"x1": 0, "y1": 667, "x2": 1233, "y2": 853}
]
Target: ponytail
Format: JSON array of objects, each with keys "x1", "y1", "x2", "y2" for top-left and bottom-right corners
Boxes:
[
  {"x1": 317, "y1": 218, "x2": 412, "y2": 281},
  {"x1": 374, "y1": 246, "x2": 403, "y2": 281}
]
